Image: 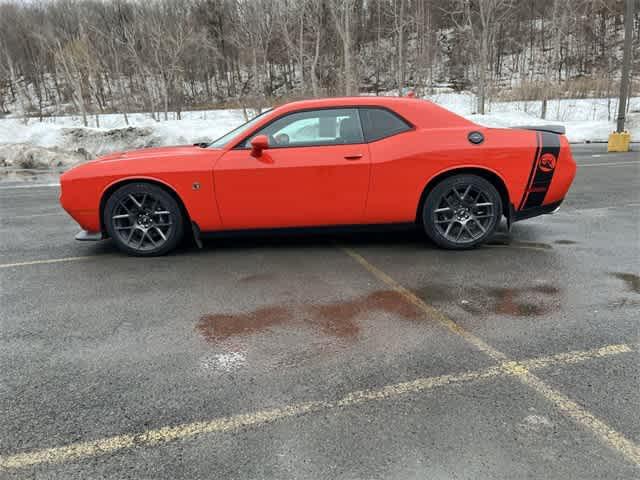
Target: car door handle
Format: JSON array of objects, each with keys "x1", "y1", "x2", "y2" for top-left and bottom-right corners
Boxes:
[{"x1": 344, "y1": 154, "x2": 363, "y2": 160}]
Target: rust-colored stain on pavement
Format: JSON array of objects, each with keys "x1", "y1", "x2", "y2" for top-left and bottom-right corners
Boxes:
[
  {"x1": 308, "y1": 290, "x2": 421, "y2": 338},
  {"x1": 197, "y1": 306, "x2": 291, "y2": 343},
  {"x1": 197, "y1": 290, "x2": 421, "y2": 343},
  {"x1": 197, "y1": 282, "x2": 561, "y2": 344}
]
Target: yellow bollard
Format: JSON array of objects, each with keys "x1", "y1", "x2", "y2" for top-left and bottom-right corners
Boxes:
[{"x1": 607, "y1": 131, "x2": 631, "y2": 152}]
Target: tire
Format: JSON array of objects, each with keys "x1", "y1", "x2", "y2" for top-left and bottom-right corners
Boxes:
[
  {"x1": 104, "y1": 182, "x2": 184, "y2": 256},
  {"x1": 422, "y1": 174, "x2": 502, "y2": 249}
]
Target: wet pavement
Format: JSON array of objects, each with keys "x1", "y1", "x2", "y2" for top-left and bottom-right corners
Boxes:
[{"x1": 0, "y1": 144, "x2": 639, "y2": 478}]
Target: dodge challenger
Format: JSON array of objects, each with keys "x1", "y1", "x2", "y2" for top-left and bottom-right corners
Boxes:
[{"x1": 59, "y1": 96, "x2": 576, "y2": 256}]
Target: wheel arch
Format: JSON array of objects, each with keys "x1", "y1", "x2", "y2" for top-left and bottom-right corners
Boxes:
[
  {"x1": 415, "y1": 167, "x2": 510, "y2": 224},
  {"x1": 99, "y1": 177, "x2": 191, "y2": 234}
]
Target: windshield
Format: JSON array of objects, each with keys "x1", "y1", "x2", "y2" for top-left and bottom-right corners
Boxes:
[{"x1": 208, "y1": 109, "x2": 272, "y2": 148}]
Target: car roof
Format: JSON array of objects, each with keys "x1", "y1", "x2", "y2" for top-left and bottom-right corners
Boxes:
[
  {"x1": 281, "y1": 95, "x2": 415, "y2": 107},
  {"x1": 271, "y1": 96, "x2": 473, "y2": 129},
  {"x1": 223, "y1": 95, "x2": 475, "y2": 149}
]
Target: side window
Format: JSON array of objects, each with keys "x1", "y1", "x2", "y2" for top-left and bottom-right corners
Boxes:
[
  {"x1": 243, "y1": 108, "x2": 364, "y2": 147},
  {"x1": 359, "y1": 108, "x2": 411, "y2": 142}
]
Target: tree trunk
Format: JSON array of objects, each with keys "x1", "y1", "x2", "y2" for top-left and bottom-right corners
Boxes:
[
  {"x1": 397, "y1": 0, "x2": 406, "y2": 95},
  {"x1": 616, "y1": 0, "x2": 634, "y2": 132},
  {"x1": 478, "y1": 34, "x2": 488, "y2": 115},
  {"x1": 299, "y1": 13, "x2": 305, "y2": 89},
  {"x1": 5, "y1": 51, "x2": 30, "y2": 125},
  {"x1": 344, "y1": 5, "x2": 352, "y2": 95},
  {"x1": 162, "y1": 75, "x2": 169, "y2": 121},
  {"x1": 310, "y1": 26, "x2": 321, "y2": 97}
]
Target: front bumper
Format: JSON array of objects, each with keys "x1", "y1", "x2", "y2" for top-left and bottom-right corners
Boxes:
[{"x1": 75, "y1": 230, "x2": 104, "y2": 241}]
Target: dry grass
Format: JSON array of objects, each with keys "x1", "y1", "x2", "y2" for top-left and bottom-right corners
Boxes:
[{"x1": 496, "y1": 77, "x2": 639, "y2": 102}]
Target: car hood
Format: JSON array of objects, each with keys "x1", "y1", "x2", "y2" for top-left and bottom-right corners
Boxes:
[{"x1": 96, "y1": 145, "x2": 218, "y2": 162}]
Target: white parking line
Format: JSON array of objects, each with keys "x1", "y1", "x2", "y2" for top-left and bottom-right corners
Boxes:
[
  {"x1": 577, "y1": 161, "x2": 639, "y2": 167},
  {"x1": 0, "y1": 183, "x2": 60, "y2": 190},
  {"x1": 2, "y1": 212, "x2": 65, "y2": 220},
  {"x1": 0, "y1": 256, "x2": 93, "y2": 269}
]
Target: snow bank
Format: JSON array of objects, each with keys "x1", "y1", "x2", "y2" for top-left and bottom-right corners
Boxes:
[
  {"x1": 0, "y1": 96, "x2": 637, "y2": 168},
  {"x1": 61, "y1": 126, "x2": 161, "y2": 156},
  {"x1": 0, "y1": 143, "x2": 87, "y2": 168},
  {"x1": 0, "y1": 110, "x2": 247, "y2": 168},
  {"x1": 433, "y1": 92, "x2": 640, "y2": 143}
]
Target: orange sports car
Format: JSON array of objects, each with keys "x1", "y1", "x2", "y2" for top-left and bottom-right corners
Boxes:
[{"x1": 60, "y1": 96, "x2": 576, "y2": 256}]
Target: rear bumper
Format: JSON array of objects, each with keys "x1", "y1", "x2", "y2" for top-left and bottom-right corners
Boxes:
[{"x1": 512, "y1": 199, "x2": 564, "y2": 222}]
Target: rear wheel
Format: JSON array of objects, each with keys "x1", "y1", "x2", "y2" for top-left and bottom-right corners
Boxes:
[
  {"x1": 104, "y1": 183, "x2": 184, "y2": 256},
  {"x1": 422, "y1": 174, "x2": 502, "y2": 249}
]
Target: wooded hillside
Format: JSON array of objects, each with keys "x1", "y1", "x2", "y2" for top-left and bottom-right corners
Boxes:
[{"x1": 0, "y1": 0, "x2": 637, "y2": 124}]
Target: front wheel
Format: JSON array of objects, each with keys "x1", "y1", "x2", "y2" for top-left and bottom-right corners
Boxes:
[
  {"x1": 104, "y1": 183, "x2": 184, "y2": 256},
  {"x1": 422, "y1": 174, "x2": 502, "y2": 249}
]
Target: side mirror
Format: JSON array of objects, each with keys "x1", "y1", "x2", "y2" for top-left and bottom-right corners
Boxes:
[{"x1": 250, "y1": 135, "x2": 269, "y2": 157}]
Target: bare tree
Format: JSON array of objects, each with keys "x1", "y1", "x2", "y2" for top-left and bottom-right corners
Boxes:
[
  {"x1": 307, "y1": 0, "x2": 323, "y2": 97},
  {"x1": 449, "y1": 0, "x2": 514, "y2": 114},
  {"x1": 393, "y1": 0, "x2": 408, "y2": 95},
  {"x1": 54, "y1": 38, "x2": 89, "y2": 126},
  {"x1": 0, "y1": 0, "x2": 636, "y2": 120},
  {"x1": 616, "y1": 0, "x2": 635, "y2": 132},
  {"x1": 330, "y1": 0, "x2": 356, "y2": 95}
]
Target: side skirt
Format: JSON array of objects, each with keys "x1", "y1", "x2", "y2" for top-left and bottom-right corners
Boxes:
[{"x1": 199, "y1": 222, "x2": 419, "y2": 240}]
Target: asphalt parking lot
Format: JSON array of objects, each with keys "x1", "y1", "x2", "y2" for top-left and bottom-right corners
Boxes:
[{"x1": 1, "y1": 144, "x2": 639, "y2": 479}]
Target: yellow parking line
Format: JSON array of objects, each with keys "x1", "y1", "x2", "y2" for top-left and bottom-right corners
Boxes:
[
  {"x1": 0, "y1": 367, "x2": 503, "y2": 470},
  {"x1": 0, "y1": 402, "x2": 326, "y2": 470},
  {"x1": 0, "y1": 256, "x2": 93, "y2": 269},
  {"x1": 341, "y1": 247, "x2": 507, "y2": 362},
  {"x1": 340, "y1": 246, "x2": 640, "y2": 466},
  {"x1": 519, "y1": 344, "x2": 633, "y2": 370},
  {"x1": 0, "y1": 341, "x2": 633, "y2": 470},
  {"x1": 516, "y1": 369, "x2": 640, "y2": 466}
]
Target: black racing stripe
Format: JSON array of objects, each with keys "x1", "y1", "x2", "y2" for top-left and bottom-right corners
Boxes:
[
  {"x1": 521, "y1": 131, "x2": 561, "y2": 210},
  {"x1": 518, "y1": 132, "x2": 541, "y2": 210}
]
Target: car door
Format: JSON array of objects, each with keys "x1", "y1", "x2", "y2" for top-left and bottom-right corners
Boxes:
[{"x1": 213, "y1": 108, "x2": 371, "y2": 230}]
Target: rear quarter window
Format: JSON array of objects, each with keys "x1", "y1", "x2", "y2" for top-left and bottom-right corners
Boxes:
[{"x1": 359, "y1": 107, "x2": 412, "y2": 142}]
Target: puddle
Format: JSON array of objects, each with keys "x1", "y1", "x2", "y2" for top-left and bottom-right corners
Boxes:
[
  {"x1": 608, "y1": 297, "x2": 640, "y2": 309},
  {"x1": 416, "y1": 283, "x2": 560, "y2": 317},
  {"x1": 238, "y1": 273, "x2": 275, "y2": 283},
  {"x1": 611, "y1": 272, "x2": 640, "y2": 294},
  {"x1": 196, "y1": 290, "x2": 421, "y2": 344},
  {"x1": 487, "y1": 240, "x2": 553, "y2": 250},
  {"x1": 485, "y1": 287, "x2": 549, "y2": 316}
]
